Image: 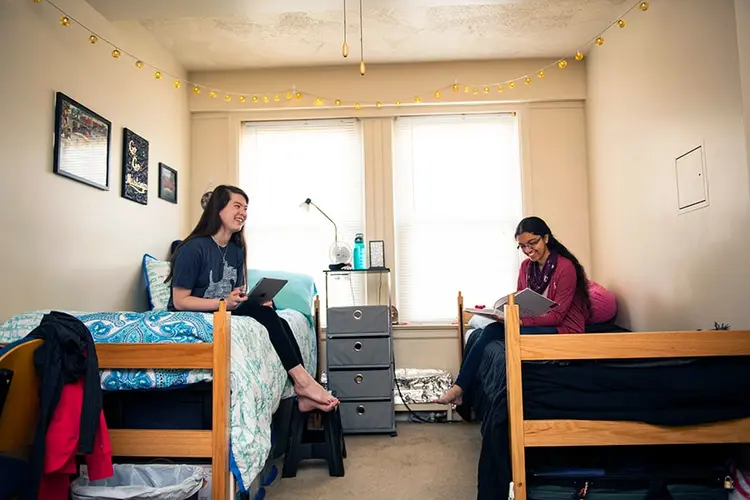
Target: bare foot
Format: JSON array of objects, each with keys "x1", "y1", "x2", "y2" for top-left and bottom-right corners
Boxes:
[
  {"x1": 436, "y1": 385, "x2": 463, "y2": 406},
  {"x1": 290, "y1": 366, "x2": 338, "y2": 405},
  {"x1": 298, "y1": 395, "x2": 338, "y2": 413}
]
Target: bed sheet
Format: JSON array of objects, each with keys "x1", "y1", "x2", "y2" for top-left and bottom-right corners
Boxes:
[
  {"x1": 0, "y1": 308, "x2": 317, "y2": 492},
  {"x1": 459, "y1": 330, "x2": 750, "y2": 500}
]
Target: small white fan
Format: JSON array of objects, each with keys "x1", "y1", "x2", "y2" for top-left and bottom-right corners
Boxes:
[{"x1": 329, "y1": 241, "x2": 352, "y2": 266}]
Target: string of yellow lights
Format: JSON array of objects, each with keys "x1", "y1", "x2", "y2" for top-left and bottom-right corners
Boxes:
[{"x1": 34, "y1": 0, "x2": 651, "y2": 109}]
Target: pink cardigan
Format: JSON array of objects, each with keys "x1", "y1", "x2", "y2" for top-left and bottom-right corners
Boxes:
[{"x1": 517, "y1": 255, "x2": 587, "y2": 333}]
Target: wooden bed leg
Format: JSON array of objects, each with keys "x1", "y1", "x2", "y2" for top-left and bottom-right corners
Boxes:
[
  {"x1": 457, "y1": 291, "x2": 465, "y2": 366},
  {"x1": 504, "y1": 294, "x2": 527, "y2": 500},
  {"x1": 213, "y1": 300, "x2": 232, "y2": 500}
]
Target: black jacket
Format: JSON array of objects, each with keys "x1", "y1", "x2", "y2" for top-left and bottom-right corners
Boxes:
[{"x1": 24, "y1": 311, "x2": 102, "y2": 500}]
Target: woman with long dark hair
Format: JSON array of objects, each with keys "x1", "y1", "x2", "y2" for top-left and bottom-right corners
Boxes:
[
  {"x1": 167, "y1": 185, "x2": 338, "y2": 412},
  {"x1": 437, "y1": 216, "x2": 591, "y2": 405}
]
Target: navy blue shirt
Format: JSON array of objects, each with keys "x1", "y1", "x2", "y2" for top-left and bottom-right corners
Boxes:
[{"x1": 168, "y1": 236, "x2": 245, "y2": 311}]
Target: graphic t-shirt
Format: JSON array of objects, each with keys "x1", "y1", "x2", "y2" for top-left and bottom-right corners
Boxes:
[{"x1": 167, "y1": 236, "x2": 245, "y2": 311}]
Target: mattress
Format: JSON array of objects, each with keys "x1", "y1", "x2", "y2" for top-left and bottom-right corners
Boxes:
[{"x1": 0, "y1": 308, "x2": 317, "y2": 492}]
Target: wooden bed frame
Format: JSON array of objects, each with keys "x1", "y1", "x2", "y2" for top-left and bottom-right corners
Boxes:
[
  {"x1": 455, "y1": 291, "x2": 750, "y2": 500},
  {"x1": 501, "y1": 294, "x2": 750, "y2": 500},
  {"x1": 2, "y1": 296, "x2": 322, "y2": 500}
]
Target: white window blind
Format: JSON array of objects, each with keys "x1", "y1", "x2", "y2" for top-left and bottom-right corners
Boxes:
[
  {"x1": 393, "y1": 113, "x2": 524, "y2": 323},
  {"x1": 238, "y1": 119, "x2": 366, "y2": 319}
]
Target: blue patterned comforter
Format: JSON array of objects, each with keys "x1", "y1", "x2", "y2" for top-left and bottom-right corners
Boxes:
[{"x1": 0, "y1": 308, "x2": 317, "y2": 491}]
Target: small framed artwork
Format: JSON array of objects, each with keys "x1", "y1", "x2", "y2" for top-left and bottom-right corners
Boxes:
[
  {"x1": 121, "y1": 128, "x2": 149, "y2": 205},
  {"x1": 158, "y1": 163, "x2": 178, "y2": 204},
  {"x1": 53, "y1": 92, "x2": 111, "y2": 190},
  {"x1": 369, "y1": 240, "x2": 386, "y2": 269}
]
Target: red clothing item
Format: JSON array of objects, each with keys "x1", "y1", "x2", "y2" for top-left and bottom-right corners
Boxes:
[
  {"x1": 517, "y1": 255, "x2": 587, "y2": 333},
  {"x1": 38, "y1": 378, "x2": 113, "y2": 500}
]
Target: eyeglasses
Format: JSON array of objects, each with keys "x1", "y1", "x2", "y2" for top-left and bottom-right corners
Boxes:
[{"x1": 517, "y1": 237, "x2": 542, "y2": 250}]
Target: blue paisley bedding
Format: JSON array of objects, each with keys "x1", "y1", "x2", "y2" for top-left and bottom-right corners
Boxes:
[{"x1": 0, "y1": 308, "x2": 318, "y2": 492}]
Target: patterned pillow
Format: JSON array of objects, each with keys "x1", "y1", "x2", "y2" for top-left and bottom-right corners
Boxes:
[{"x1": 142, "y1": 254, "x2": 171, "y2": 310}]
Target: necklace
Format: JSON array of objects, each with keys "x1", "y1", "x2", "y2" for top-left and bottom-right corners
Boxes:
[{"x1": 211, "y1": 236, "x2": 229, "y2": 264}]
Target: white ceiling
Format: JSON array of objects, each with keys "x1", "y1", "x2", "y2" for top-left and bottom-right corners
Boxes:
[{"x1": 85, "y1": 0, "x2": 632, "y2": 72}]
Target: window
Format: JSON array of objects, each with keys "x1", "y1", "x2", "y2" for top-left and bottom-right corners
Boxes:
[
  {"x1": 392, "y1": 113, "x2": 524, "y2": 323},
  {"x1": 239, "y1": 119, "x2": 366, "y2": 318}
]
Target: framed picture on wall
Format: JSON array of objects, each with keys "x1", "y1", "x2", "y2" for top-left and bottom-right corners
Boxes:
[
  {"x1": 158, "y1": 163, "x2": 178, "y2": 204},
  {"x1": 52, "y1": 92, "x2": 111, "y2": 190},
  {"x1": 121, "y1": 127, "x2": 149, "y2": 205}
]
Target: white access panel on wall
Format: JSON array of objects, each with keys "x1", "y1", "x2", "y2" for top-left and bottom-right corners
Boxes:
[{"x1": 675, "y1": 144, "x2": 709, "y2": 213}]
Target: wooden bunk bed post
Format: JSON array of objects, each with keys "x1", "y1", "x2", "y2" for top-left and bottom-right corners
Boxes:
[
  {"x1": 503, "y1": 295, "x2": 527, "y2": 500},
  {"x1": 212, "y1": 300, "x2": 232, "y2": 500}
]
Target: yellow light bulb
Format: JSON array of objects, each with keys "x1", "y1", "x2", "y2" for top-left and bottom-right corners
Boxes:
[
  {"x1": 342, "y1": 42, "x2": 349, "y2": 58},
  {"x1": 89, "y1": 35, "x2": 98, "y2": 44},
  {"x1": 472, "y1": 87, "x2": 478, "y2": 95},
  {"x1": 273, "y1": 95, "x2": 280, "y2": 102},
  {"x1": 538, "y1": 70, "x2": 545, "y2": 78},
  {"x1": 33, "y1": 0, "x2": 42, "y2": 3},
  {"x1": 285, "y1": 92, "x2": 292, "y2": 100},
  {"x1": 639, "y1": 2, "x2": 649, "y2": 11},
  {"x1": 173, "y1": 80, "x2": 181, "y2": 89},
  {"x1": 193, "y1": 86, "x2": 201, "y2": 94},
  {"x1": 617, "y1": 19, "x2": 626, "y2": 28},
  {"x1": 558, "y1": 59, "x2": 568, "y2": 69},
  {"x1": 111, "y1": 49, "x2": 121, "y2": 59},
  {"x1": 359, "y1": 60, "x2": 366, "y2": 76},
  {"x1": 239, "y1": 96, "x2": 246, "y2": 103},
  {"x1": 315, "y1": 98, "x2": 323, "y2": 105},
  {"x1": 576, "y1": 51, "x2": 584, "y2": 61},
  {"x1": 509, "y1": 81, "x2": 516, "y2": 89},
  {"x1": 60, "y1": 16, "x2": 70, "y2": 27},
  {"x1": 295, "y1": 92, "x2": 302, "y2": 99},
  {"x1": 434, "y1": 91, "x2": 441, "y2": 98},
  {"x1": 335, "y1": 99, "x2": 342, "y2": 106},
  {"x1": 224, "y1": 95, "x2": 231, "y2": 102},
  {"x1": 395, "y1": 100, "x2": 401, "y2": 105},
  {"x1": 262, "y1": 96, "x2": 269, "y2": 103},
  {"x1": 524, "y1": 77, "x2": 532, "y2": 85},
  {"x1": 483, "y1": 87, "x2": 490, "y2": 94},
  {"x1": 154, "y1": 71, "x2": 162, "y2": 79},
  {"x1": 595, "y1": 37, "x2": 604, "y2": 46},
  {"x1": 452, "y1": 83, "x2": 459, "y2": 91},
  {"x1": 355, "y1": 103, "x2": 361, "y2": 109},
  {"x1": 376, "y1": 101, "x2": 382, "y2": 107},
  {"x1": 252, "y1": 96, "x2": 259, "y2": 103},
  {"x1": 210, "y1": 91, "x2": 218, "y2": 99},
  {"x1": 497, "y1": 86, "x2": 504, "y2": 92},
  {"x1": 464, "y1": 86, "x2": 470, "y2": 93}
]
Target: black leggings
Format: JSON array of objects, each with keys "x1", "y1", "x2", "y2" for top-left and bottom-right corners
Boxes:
[{"x1": 233, "y1": 302, "x2": 304, "y2": 372}]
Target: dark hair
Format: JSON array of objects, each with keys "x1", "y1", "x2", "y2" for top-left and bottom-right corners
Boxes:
[
  {"x1": 166, "y1": 185, "x2": 249, "y2": 284},
  {"x1": 515, "y1": 216, "x2": 591, "y2": 314}
]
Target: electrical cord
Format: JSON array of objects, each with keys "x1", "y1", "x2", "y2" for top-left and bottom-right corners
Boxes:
[{"x1": 391, "y1": 354, "x2": 439, "y2": 424}]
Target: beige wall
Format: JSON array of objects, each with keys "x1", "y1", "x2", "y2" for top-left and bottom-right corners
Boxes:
[
  {"x1": 0, "y1": 0, "x2": 191, "y2": 321},
  {"x1": 737, "y1": 0, "x2": 750, "y2": 185},
  {"x1": 586, "y1": 0, "x2": 750, "y2": 331}
]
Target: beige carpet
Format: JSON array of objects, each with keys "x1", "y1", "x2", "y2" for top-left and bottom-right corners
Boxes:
[{"x1": 265, "y1": 422, "x2": 481, "y2": 500}]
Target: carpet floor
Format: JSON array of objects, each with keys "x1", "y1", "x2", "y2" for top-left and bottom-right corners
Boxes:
[{"x1": 265, "y1": 422, "x2": 481, "y2": 500}]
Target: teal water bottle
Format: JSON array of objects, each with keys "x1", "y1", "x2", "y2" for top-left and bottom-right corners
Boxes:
[{"x1": 353, "y1": 233, "x2": 366, "y2": 270}]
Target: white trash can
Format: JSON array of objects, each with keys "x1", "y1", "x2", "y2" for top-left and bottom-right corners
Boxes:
[{"x1": 70, "y1": 464, "x2": 206, "y2": 500}]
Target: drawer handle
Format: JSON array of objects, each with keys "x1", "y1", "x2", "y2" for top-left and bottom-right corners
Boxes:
[
  {"x1": 356, "y1": 405, "x2": 366, "y2": 415},
  {"x1": 353, "y1": 341, "x2": 363, "y2": 352},
  {"x1": 354, "y1": 374, "x2": 364, "y2": 384},
  {"x1": 352, "y1": 309, "x2": 363, "y2": 320}
]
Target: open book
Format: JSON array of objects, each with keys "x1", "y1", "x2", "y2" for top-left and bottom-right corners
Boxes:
[{"x1": 465, "y1": 288, "x2": 558, "y2": 321}]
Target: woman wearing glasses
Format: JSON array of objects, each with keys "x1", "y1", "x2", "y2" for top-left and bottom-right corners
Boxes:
[{"x1": 437, "y1": 216, "x2": 591, "y2": 405}]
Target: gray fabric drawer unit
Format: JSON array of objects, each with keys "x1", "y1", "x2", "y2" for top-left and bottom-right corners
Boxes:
[{"x1": 325, "y1": 305, "x2": 396, "y2": 435}]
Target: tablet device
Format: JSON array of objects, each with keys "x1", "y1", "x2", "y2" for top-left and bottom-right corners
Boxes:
[{"x1": 245, "y1": 277, "x2": 288, "y2": 303}]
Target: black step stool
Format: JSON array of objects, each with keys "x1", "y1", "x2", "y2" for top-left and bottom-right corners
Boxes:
[{"x1": 282, "y1": 398, "x2": 347, "y2": 478}]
